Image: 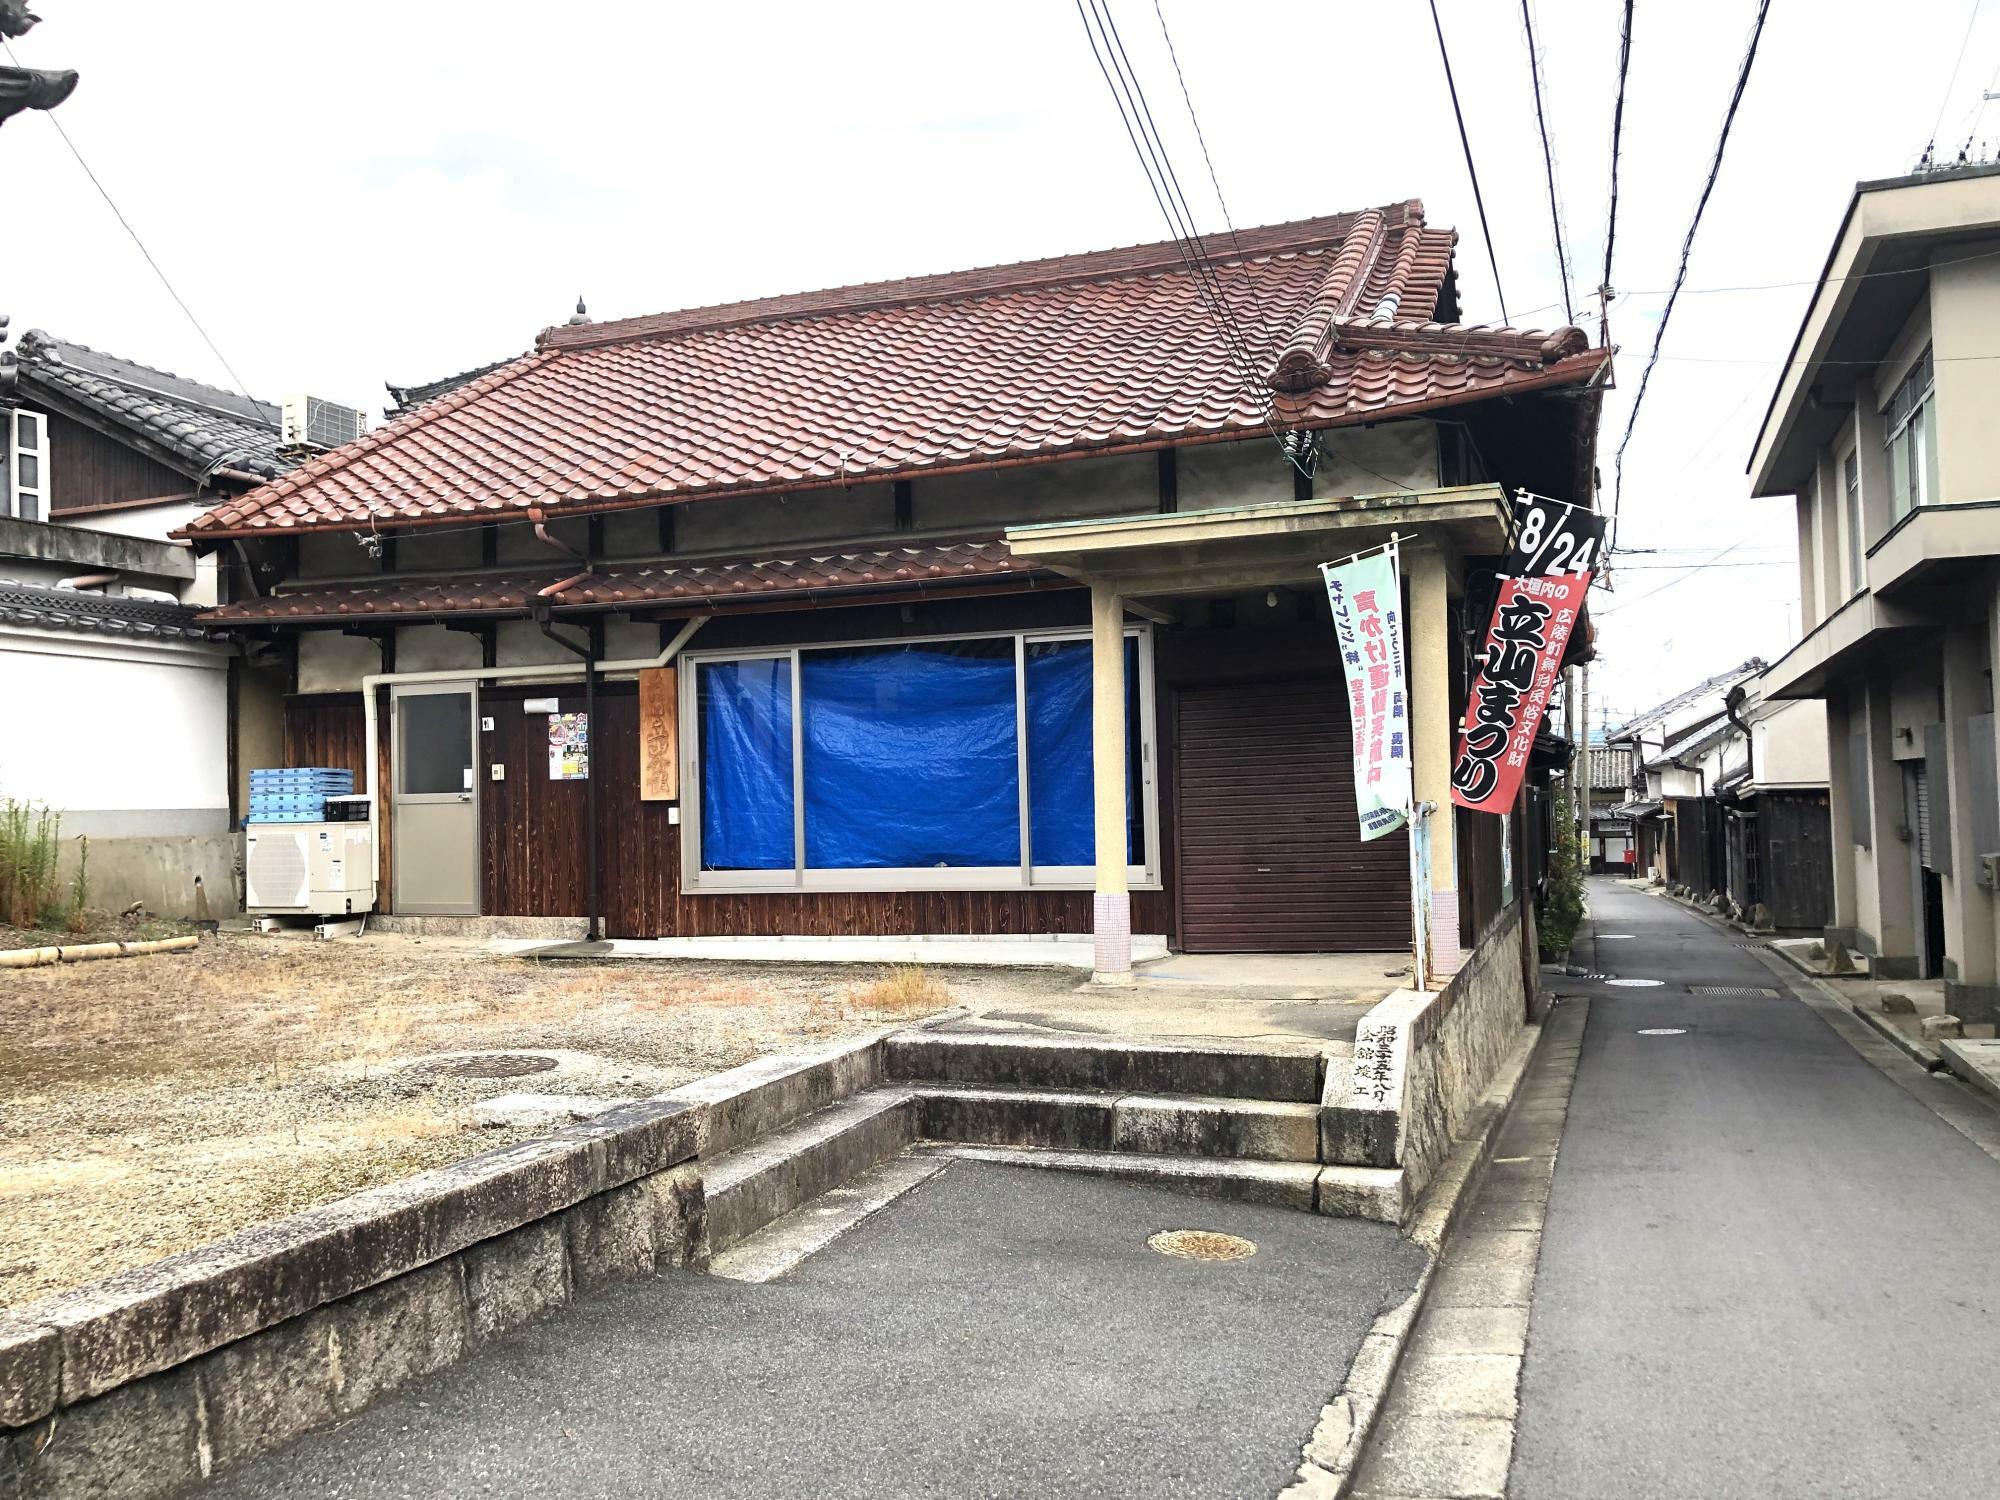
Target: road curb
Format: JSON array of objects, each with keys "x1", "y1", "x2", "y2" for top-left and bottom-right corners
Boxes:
[
  {"x1": 1848, "y1": 999, "x2": 1943, "y2": 1070},
  {"x1": 1281, "y1": 1011, "x2": 1557, "y2": 1497}
]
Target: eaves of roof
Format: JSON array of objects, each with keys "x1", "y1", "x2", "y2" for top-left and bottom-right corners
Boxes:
[{"x1": 0, "y1": 580, "x2": 219, "y2": 642}]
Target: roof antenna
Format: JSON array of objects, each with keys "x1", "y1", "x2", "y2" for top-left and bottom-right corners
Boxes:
[{"x1": 567, "y1": 296, "x2": 591, "y2": 327}]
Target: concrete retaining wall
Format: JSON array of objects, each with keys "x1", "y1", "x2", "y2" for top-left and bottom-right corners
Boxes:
[
  {"x1": 0, "y1": 1031, "x2": 894, "y2": 1499},
  {"x1": 1320, "y1": 902, "x2": 1530, "y2": 1205},
  {"x1": 56, "y1": 833, "x2": 240, "y2": 922}
]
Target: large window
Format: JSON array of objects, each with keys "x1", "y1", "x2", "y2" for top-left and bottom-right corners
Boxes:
[
  {"x1": 685, "y1": 628, "x2": 1156, "y2": 891},
  {"x1": 1884, "y1": 346, "x2": 1937, "y2": 522}
]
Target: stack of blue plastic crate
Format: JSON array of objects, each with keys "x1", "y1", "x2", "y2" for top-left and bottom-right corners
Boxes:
[{"x1": 247, "y1": 767, "x2": 355, "y2": 824}]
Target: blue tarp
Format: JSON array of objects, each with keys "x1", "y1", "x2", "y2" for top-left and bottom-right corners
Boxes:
[
  {"x1": 1025, "y1": 639, "x2": 1139, "y2": 866},
  {"x1": 699, "y1": 658, "x2": 795, "y2": 869},
  {"x1": 802, "y1": 644, "x2": 1020, "y2": 868}
]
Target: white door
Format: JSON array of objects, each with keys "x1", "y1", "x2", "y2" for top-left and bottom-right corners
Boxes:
[{"x1": 392, "y1": 684, "x2": 480, "y2": 915}]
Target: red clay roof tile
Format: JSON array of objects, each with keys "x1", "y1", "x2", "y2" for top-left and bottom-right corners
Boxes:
[{"x1": 179, "y1": 203, "x2": 1607, "y2": 540}]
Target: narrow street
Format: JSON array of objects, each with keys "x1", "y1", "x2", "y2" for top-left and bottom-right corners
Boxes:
[{"x1": 1509, "y1": 879, "x2": 2000, "y2": 1499}]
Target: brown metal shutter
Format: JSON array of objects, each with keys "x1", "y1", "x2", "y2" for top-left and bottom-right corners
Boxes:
[{"x1": 1175, "y1": 677, "x2": 1412, "y2": 953}]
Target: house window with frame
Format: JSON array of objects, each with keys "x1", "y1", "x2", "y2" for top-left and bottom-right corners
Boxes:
[
  {"x1": 1883, "y1": 346, "x2": 1937, "y2": 522},
  {"x1": 684, "y1": 627, "x2": 1157, "y2": 892},
  {"x1": 1842, "y1": 446, "x2": 1862, "y2": 593},
  {"x1": 3, "y1": 409, "x2": 47, "y2": 522}
]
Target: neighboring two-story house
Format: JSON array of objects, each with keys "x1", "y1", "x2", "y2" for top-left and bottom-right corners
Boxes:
[
  {"x1": 0, "y1": 328, "x2": 311, "y2": 917},
  {"x1": 1752, "y1": 163, "x2": 2000, "y2": 1016},
  {"x1": 180, "y1": 203, "x2": 1611, "y2": 983}
]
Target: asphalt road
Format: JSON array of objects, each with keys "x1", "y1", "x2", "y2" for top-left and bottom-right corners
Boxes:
[
  {"x1": 210, "y1": 1161, "x2": 1423, "y2": 1500},
  {"x1": 1511, "y1": 880, "x2": 2000, "y2": 1500}
]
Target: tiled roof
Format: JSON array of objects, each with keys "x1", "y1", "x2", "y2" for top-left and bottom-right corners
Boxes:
[
  {"x1": 385, "y1": 357, "x2": 519, "y2": 419},
  {"x1": 1588, "y1": 745, "x2": 1634, "y2": 790},
  {"x1": 199, "y1": 539, "x2": 1056, "y2": 624},
  {"x1": 2, "y1": 331, "x2": 295, "y2": 482},
  {"x1": 0, "y1": 579, "x2": 217, "y2": 641},
  {"x1": 179, "y1": 203, "x2": 1609, "y2": 540},
  {"x1": 1608, "y1": 657, "x2": 1767, "y2": 740}
]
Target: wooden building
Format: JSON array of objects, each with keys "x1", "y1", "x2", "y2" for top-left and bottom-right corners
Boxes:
[{"x1": 182, "y1": 205, "x2": 1609, "y2": 978}]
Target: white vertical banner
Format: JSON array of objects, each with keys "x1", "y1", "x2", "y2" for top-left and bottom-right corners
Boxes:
[{"x1": 1321, "y1": 540, "x2": 1414, "y2": 841}]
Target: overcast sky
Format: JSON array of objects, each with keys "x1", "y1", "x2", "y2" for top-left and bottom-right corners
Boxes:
[{"x1": 6, "y1": 1, "x2": 1988, "y2": 727}]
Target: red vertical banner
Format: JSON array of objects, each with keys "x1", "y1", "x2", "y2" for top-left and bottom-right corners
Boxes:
[{"x1": 1451, "y1": 493, "x2": 1603, "y2": 815}]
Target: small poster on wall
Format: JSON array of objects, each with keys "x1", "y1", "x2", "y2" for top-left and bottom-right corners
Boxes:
[{"x1": 548, "y1": 712, "x2": 590, "y2": 780}]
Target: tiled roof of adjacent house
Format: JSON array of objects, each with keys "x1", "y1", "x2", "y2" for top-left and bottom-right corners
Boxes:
[
  {"x1": 384, "y1": 356, "x2": 519, "y2": 419},
  {"x1": 199, "y1": 539, "x2": 1055, "y2": 624},
  {"x1": 1607, "y1": 658, "x2": 1768, "y2": 740},
  {"x1": 2, "y1": 330, "x2": 294, "y2": 482},
  {"x1": 0, "y1": 579, "x2": 217, "y2": 640},
  {"x1": 178, "y1": 203, "x2": 1610, "y2": 540}
]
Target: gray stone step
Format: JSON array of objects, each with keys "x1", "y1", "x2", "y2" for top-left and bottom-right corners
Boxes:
[
  {"x1": 703, "y1": 1089, "x2": 915, "y2": 1253},
  {"x1": 886, "y1": 1030, "x2": 1325, "y2": 1102},
  {"x1": 923, "y1": 1143, "x2": 1323, "y2": 1211},
  {"x1": 710, "y1": 1153, "x2": 949, "y2": 1284},
  {"x1": 913, "y1": 1084, "x2": 1321, "y2": 1163}
]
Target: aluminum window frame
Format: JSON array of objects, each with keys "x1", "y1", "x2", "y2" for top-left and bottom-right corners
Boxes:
[
  {"x1": 679, "y1": 624, "x2": 1160, "y2": 895},
  {"x1": 5, "y1": 410, "x2": 47, "y2": 522},
  {"x1": 1883, "y1": 347, "x2": 1937, "y2": 521}
]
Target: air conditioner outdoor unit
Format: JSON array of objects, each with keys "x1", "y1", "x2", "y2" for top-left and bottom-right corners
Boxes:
[
  {"x1": 246, "y1": 822, "x2": 377, "y2": 915},
  {"x1": 281, "y1": 393, "x2": 369, "y2": 452}
]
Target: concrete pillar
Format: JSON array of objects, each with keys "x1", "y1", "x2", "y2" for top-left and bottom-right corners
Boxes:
[
  {"x1": 1405, "y1": 546, "x2": 1462, "y2": 976},
  {"x1": 1089, "y1": 582, "x2": 1131, "y2": 985},
  {"x1": 1941, "y1": 620, "x2": 1997, "y2": 1021},
  {"x1": 1863, "y1": 672, "x2": 1919, "y2": 976},
  {"x1": 1823, "y1": 688, "x2": 1860, "y2": 949}
]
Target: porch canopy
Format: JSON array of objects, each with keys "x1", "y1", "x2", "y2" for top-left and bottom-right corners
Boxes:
[{"x1": 1004, "y1": 482, "x2": 1511, "y2": 983}]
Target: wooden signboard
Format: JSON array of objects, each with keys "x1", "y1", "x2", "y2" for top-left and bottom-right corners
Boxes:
[{"x1": 638, "y1": 666, "x2": 679, "y2": 801}]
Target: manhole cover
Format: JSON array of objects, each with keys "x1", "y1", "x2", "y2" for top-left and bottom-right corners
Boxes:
[
  {"x1": 1149, "y1": 1230, "x2": 1256, "y2": 1262},
  {"x1": 1638, "y1": 1028, "x2": 1688, "y2": 1036},
  {"x1": 1689, "y1": 986, "x2": 1779, "y2": 998},
  {"x1": 1605, "y1": 978, "x2": 1665, "y2": 988},
  {"x1": 430, "y1": 1053, "x2": 559, "y2": 1080}
]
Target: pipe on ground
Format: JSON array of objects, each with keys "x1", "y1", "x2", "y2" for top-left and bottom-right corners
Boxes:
[{"x1": 0, "y1": 935, "x2": 200, "y2": 968}]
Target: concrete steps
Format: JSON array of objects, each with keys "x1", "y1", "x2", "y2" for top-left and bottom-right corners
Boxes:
[
  {"x1": 703, "y1": 1089, "x2": 915, "y2": 1254},
  {"x1": 913, "y1": 1083, "x2": 1321, "y2": 1163},
  {"x1": 924, "y1": 1143, "x2": 1324, "y2": 1210},
  {"x1": 886, "y1": 1031, "x2": 1324, "y2": 1102}
]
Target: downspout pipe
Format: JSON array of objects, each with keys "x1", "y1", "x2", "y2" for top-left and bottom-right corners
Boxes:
[
  {"x1": 535, "y1": 609, "x2": 602, "y2": 943},
  {"x1": 358, "y1": 616, "x2": 708, "y2": 912},
  {"x1": 1724, "y1": 684, "x2": 1755, "y2": 788}
]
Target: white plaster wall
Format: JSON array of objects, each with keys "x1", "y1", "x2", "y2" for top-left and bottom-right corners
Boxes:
[
  {"x1": 1754, "y1": 698, "x2": 1831, "y2": 787},
  {"x1": 298, "y1": 630, "x2": 386, "y2": 693},
  {"x1": 675, "y1": 487, "x2": 895, "y2": 553},
  {"x1": 917, "y1": 455, "x2": 1153, "y2": 530},
  {"x1": 395, "y1": 624, "x2": 482, "y2": 673},
  {"x1": 1928, "y1": 247, "x2": 2000, "y2": 506},
  {"x1": 398, "y1": 528, "x2": 483, "y2": 572},
  {"x1": 1316, "y1": 421, "x2": 1441, "y2": 497},
  {"x1": 495, "y1": 619, "x2": 583, "y2": 667},
  {"x1": 0, "y1": 630, "x2": 229, "y2": 829}
]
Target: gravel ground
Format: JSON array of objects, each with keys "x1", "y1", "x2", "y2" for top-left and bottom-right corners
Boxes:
[{"x1": 0, "y1": 930, "x2": 1074, "y2": 1308}]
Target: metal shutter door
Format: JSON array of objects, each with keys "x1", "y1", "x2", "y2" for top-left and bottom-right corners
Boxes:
[{"x1": 1175, "y1": 678, "x2": 1412, "y2": 953}]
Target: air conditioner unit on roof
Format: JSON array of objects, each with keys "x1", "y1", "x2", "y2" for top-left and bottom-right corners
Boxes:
[{"x1": 281, "y1": 394, "x2": 369, "y2": 452}]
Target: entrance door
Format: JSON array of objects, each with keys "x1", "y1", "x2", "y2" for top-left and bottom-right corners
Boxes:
[
  {"x1": 392, "y1": 683, "x2": 480, "y2": 915},
  {"x1": 1174, "y1": 677, "x2": 1411, "y2": 953}
]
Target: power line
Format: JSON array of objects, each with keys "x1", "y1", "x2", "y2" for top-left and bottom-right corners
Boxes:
[
  {"x1": 1520, "y1": 0, "x2": 1575, "y2": 326},
  {"x1": 1072, "y1": 0, "x2": 1324, "y2": 480},
  {"x1": 1599, "y1": 0, "x2": 1635, "y2": 346},
  {"x1": 1609, "y1": 0, "x2": 1773, "y2": 550},
  {"x1": 3, "y1": 38, "x2": 260, "y2": 415},
  {"x1": 1148, "y1": 0, "x2": 1278, "y2": 360},
  {"x1": 1426, "y1": 0, "x2": 1510, "y2": 325},
  {"x1": 1919, "y1": 0, "x2": 1983, "y2": 169}
]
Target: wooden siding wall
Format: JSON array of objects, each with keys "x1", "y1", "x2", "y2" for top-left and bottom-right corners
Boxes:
[
  {"x1": 1759, "y1": 791, "x2": 1834, "y2": 931},
  {"x1": 46, "y1": 411, "x2": 188, "y2": 512}
]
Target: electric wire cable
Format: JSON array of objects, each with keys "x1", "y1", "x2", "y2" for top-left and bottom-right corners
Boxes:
[
  {"x1": 1920, "y1": 0, "x2": 1983, "y2": 168},
  {"x1": 1521, "y1": 0, "x2": 1576, "y2": 326},
  {"x1": 3, "y1": 38, "x2": 261, "y2": 416},
  {"x1": 1609, "y1": 0, "x2": 1773, "y2": 550},
  {"x1": 1427, "y1": 0, "x2": 1510, "y2": 324},
  {"x1": 1599, "y1": 0, "x2": 1635, "y2": 346}
]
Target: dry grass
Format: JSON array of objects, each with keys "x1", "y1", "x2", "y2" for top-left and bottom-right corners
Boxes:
[
  {"x1": 0, "y1": 933, "x2": 1006, "y2": 1307},
  {"x1": 848, "y1": 965, "x2": 956, "y2": 1018}
]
